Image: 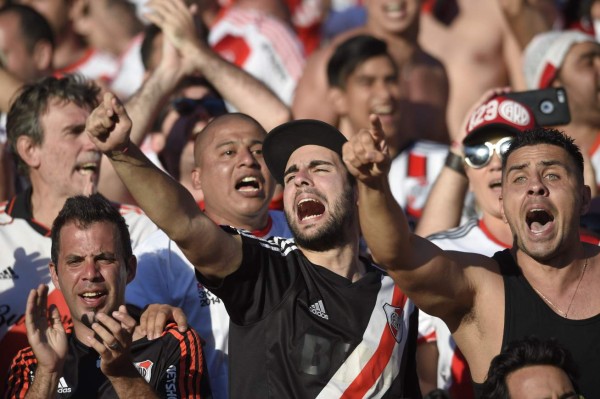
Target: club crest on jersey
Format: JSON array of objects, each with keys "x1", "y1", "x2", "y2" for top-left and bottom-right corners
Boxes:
[
  {"x1": 383, "y1": 303, "x2": 404, "y2": 343},
  {"x1": 135, "y1": 360, "x2": 154, "y2": 383}
]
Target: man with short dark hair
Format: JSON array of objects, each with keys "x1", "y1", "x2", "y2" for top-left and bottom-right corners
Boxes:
[
  {"x1": 327, "y1": 34, "x2": 450, "y2": 224},
  {"x1": 481, "y1": 337, "x2": 580, "y2": 399},
  {"x1": 4, "y1": 194, "x2": 206, "y2": 398},
  {"x1": 293, "y1": 0, "x2": 449, "y2": 144}
]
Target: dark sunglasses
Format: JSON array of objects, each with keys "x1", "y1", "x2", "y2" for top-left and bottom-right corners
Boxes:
[
  {"x1": 171, "y1": 96, "x2": 228, "y2": 117},
  {"x1": 463, "y1": 136, "x2": 513, "y2": 169}
]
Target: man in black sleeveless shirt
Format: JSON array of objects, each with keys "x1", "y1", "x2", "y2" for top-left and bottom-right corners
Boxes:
[{"x1": 344, "y1": 121, "x2": 600, "y2": 398}]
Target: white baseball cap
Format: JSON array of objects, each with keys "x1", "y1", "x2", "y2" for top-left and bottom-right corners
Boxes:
[{"x1": 523, "y1": 30, "x2": 597, "y2": 89}]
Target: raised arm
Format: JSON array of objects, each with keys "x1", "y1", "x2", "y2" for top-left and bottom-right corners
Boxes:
[
  {"x1": 146, "y1": 0, "x2": 291, "y2": 131},
  {"x1": 88, "y1": 92, "x2": 241, "y2": 280},
  {"x1": 342, "y1": 115, "x2": 486, "y2": 327},
  {"x1": 414, "y1": 146, "x2": 469, "y2": 237},
  {"x1": 498, "y1": 0, "x2": 553, "y2": 49}
]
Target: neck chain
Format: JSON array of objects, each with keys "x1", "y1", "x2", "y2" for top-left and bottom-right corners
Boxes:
[{"x1": 530, "y1": 257, "x2": 589, "y2": 319}]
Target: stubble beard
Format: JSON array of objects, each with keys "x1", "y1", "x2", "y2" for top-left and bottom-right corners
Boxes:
[{"x1": 286, "y1": 187, "x2": 355, "y2": 252}]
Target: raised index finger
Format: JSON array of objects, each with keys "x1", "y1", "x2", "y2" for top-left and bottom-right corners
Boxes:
[{"x1": 368, "y1": 114, "x2": 388, "y2": 154}]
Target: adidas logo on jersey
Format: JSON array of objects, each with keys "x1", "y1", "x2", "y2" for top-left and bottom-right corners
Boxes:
[
  {"x1": 309, "y1": 300, "x2": 329, "y2": 320},
  {"x1": 57, "y1": 377, "x2": 71, "y2": 393}
]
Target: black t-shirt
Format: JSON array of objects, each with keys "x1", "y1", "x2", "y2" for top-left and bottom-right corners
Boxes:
[
  {"x1": 495, "y1": 249, "x2": 600, "y2": 398},
  {"x1": 5, "y1": 321, "x2": 209, "y2": 398},
  {"x1": 198, "y1": 229, "x2": 421, "y2": 398}
]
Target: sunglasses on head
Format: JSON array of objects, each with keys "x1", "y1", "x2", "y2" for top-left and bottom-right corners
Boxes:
[{"x1": 463, "y1": 136, "x2": 513, "y2": 169}]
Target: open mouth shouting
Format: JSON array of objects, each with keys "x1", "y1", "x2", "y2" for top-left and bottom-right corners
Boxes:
[
  {"x1": 79, "y1": 289, "x2": 107, "y2": 309},
  {"x1": 234, "y1": 175, "x2": 264, "y2": 196},
  {"x1": 526, "y1": 208, "x2": 555, "y2": 234},
  {"x1": 297, "y1": 198, "x2": 326, "y2": 222},
  {"x1": 75, "y1": 152, "x2": 101, "y2": 176},
  {"x1": 75, "y1": 162, "x2": 99, "y2": 175}
]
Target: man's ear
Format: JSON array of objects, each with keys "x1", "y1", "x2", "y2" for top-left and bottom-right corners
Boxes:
[
  {"x1": 126, "y1": 255, "x2": 137, "y2": 284},
  {"x1": 329, "y1": 87, "x2": 348, "y2": 115},
  {"x1": 32, "y1": 41, "x2": 53, "y2": 72},
  {"x1": 581, "y1": 185, "x2": 592, "y2": 216},
  {"x1": 16, "y1": 136, "x2": 41, "y2": 169},
  {"x1": 49, "y1": 262, "x2": 61, "y2": 291},
  {"x1": 191, "y1": 167, "x2": 202, "y2": 190}
]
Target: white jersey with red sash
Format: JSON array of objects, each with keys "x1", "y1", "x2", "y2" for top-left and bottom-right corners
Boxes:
[{"x1": 208, "y1": 7, "x2": 305, "y2": 106}]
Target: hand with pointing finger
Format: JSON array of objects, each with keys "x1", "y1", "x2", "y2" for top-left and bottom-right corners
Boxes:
[
  {"x1": 342, "y1": 114, "x2": 391, "y2": 187},
  {"x1": 86, "y1": 92, "x2": 133, "y2": 157}
]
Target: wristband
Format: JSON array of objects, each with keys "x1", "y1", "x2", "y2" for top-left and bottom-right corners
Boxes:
[{"x1": 445, "y1": 151, "x2": 466, "y2": 176}]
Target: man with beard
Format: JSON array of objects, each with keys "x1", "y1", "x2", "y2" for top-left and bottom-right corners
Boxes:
[{"x1": 86, "y1": 92, "x2": 421, "y2": 397}]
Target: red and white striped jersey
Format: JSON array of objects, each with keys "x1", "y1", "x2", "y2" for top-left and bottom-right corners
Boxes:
[
  {"x1": 388, "y1": 140, "x2": 450, "y2": 221},
  {"x1": 208, "y1": 7, "x2": 305, "y2": 106}
]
